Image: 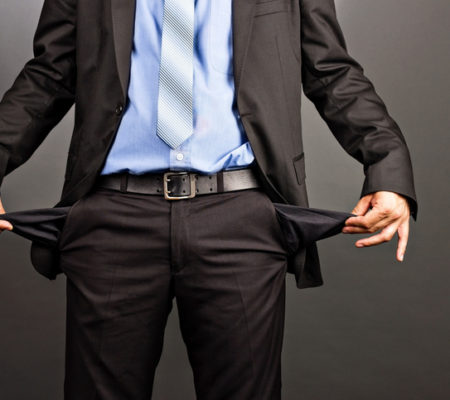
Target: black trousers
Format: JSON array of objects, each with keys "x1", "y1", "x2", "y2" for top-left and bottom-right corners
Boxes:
[{"x1": 57, "y1": 185, "x2": 289, "y2": 400}]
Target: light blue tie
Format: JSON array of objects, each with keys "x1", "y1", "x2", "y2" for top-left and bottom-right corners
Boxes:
[{"x1": 156, "y1": 0, "x2": 194, "y2": 149}]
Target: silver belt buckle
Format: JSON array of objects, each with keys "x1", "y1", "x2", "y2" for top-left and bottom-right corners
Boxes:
[{"x1": 163, "y1": 172, "x2": 196, "y2": 200}]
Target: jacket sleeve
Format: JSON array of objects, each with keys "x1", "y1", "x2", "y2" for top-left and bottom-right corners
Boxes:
[
  {"x1": 299, "y1": 0, "x2": 418, "y2": 220},
  {"x1": 0, "y1": 0, "x2": 76, "y2": 191}
]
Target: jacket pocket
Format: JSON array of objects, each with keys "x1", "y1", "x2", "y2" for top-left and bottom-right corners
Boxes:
[{"x1": 254, "y1": 0, "x2": 290, "y2": 17}]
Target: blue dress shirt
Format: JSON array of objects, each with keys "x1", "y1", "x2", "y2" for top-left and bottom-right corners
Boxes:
[{"x1": 100, "y1": 0, "x2": 255, "y2": 175}]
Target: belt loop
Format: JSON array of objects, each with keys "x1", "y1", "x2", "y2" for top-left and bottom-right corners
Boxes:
[
  {"x1": 120, "y1": 173, "x2": 128, "y2": 193},
  {"x1": 217, "y1": 170, "x2": 224, "y2": 192}
]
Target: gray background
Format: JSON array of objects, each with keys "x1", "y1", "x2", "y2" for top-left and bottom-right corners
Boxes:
[{"x1": 0, "y1": 0, "x2": 449, "y2": 398}]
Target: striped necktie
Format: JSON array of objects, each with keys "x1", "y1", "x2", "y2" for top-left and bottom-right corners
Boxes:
[{"x1": 156, "y1": 0, "x2": 194, "y2": 149}]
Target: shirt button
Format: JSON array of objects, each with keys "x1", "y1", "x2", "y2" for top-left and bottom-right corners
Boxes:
[
  {"x1": 115, "y1": 104, "x2": 124, "y2": 115},
  {"x1": 176, "y1": 153, "x2": 184, "y2": 161}
]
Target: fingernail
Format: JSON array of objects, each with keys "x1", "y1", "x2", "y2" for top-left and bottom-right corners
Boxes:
[
  {"x1": 399, "y1": 254, "x2": 404, "y2": 262},
  {"x1": 356, "y1": 243, "x2": 364, "y2": 248}
]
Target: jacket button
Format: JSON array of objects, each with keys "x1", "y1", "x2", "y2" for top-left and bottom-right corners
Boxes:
[{"x1": 115, "y1": 104, "x2": 124, "y2": 115}]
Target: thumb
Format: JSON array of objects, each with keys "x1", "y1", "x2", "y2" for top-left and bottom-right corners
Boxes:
[{"x1": 351, "y1": 194, "x2": 373, "y2": 216}]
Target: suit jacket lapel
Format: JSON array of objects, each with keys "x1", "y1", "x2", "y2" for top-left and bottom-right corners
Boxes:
[
  {"x1": 111, "y1": 0, "x2": 136, "y2": 99},
  {"x1": 110, "y1": 0, "x2": 257, "y2": 100}
]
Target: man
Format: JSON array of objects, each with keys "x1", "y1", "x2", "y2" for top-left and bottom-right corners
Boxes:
[{"x1": 0, "y1": 0, "x2": 417, "y2": 399}]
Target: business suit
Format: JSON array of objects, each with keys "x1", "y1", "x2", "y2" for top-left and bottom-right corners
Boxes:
[
  {"x1": 0, "y1": 0, "x2": 417, "y2": 398},
  {"x1": 0, "y1": 0, "x2": 417, "y2": 289}
]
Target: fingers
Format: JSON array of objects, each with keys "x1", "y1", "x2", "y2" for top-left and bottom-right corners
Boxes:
[
  {"x1": 396, "y1": 219, "x2": 410, "y2": 262},
  {"x1": 344, "y1": 207, "x2": 391, "y2": 233},
  {"x1": 351, "y1": 194, "x2": 372, "y2": 216},
  {"x1": 343, "y1": 218, "x2": 392, "y2": 234},
  {"x1": 352, "y1": 218, "x2": 410, "y2": 263},
  {"x1": 0, "y1": 220, "x2": 13, "y2": 232},
  {"x1": 354, "y1": 222, "x2": 399, "y2": 248}
]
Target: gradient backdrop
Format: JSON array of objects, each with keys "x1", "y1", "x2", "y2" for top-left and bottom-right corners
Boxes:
[{"x1": 0, "y1": 0, "x2": 449, "y2": 399}]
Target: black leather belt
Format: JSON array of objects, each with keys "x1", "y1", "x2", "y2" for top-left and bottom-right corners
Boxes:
[{"x1": 95, "y1": 167, "x2": 261, "y2": 200}]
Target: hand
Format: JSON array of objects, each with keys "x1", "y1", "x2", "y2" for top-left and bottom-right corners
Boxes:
[
  {"x1": 0, "y1": 196, "x2": 13, "y2": 233},
  {"x1": 342, "y1": 191, "x2": 410, "y2": 262}
]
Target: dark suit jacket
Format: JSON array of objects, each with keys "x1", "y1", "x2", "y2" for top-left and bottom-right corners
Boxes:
[{"x1": 0, "y1": 0, "x2": 417, "y2": 288}]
